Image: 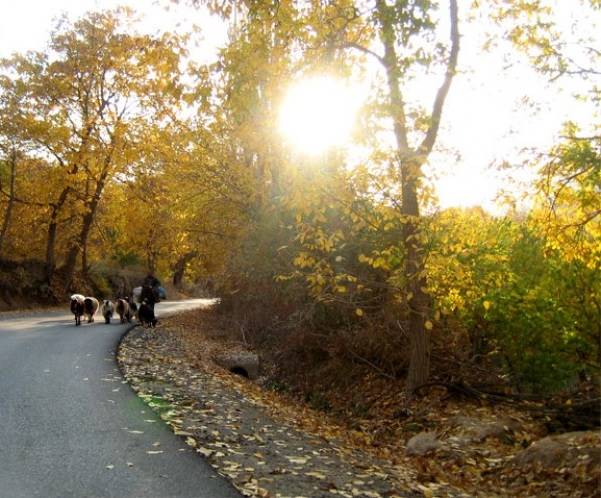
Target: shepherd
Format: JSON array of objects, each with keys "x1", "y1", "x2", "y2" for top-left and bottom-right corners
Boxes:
[{"x1": 141, "y1": 271, "x2": 162, "y2": 311}]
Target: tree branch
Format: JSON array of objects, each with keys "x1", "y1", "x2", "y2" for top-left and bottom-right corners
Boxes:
[
  {"x1": 418, "y1": 0, "x2": 460, "y2": 157},
  {"x1": 375, "y1": 0, "x2": 410, "y2": 153},
  {"x1": 0, "y1": 186, "x2": 48, "y2": 207},
  {"x1": 339, "y1": 41, "x2": 386, "y2": 67}
]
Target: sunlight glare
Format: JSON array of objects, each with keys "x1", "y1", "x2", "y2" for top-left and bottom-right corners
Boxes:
[
  {"x1": 436, "y1": 166, "x2": 501, "y2": 213},
  {"x1": 279, "y1": 76, "x2": 361, "y2": 154}
]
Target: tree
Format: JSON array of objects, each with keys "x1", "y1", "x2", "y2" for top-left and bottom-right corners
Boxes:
[
  {"x1": 0, "y1": 70, "x2": 50, "y2": 261},
  {"x1": 532, "y1": 126, "x2": 600, "y2": 266},
  {"x1": 364, "y1": 0, "x2": 460, "y2": 391},
  {"x1": 182, "y1": 0, "x2": 460, "y2": 391},
  {"x1": 494, "y1": 0, "x2": 600, "y2": 266},
  {"x1": 0, "y1": 9, "x2": 187, "y2": 287},
  {"x1": 0, "y1": 146, "x2": 17, "y2": 257}
]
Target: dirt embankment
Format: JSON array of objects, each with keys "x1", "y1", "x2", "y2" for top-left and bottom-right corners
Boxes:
[
  {"x1": 0, "y1": 259, "x2": 56, "y2": 311},
  {"x1": 118, "y1": 308, "x2": 600, "y2": 497}
]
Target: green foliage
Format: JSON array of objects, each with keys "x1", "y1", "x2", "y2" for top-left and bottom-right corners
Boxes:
[
  {"x1": 482, "y1": 233, "x2": 597, "y2": 392},
  {"x1": 112, "y1": 250, "x2": 141, "y2": 268},
  {"x1": 426, "y1": 212, "x2": 599, "y2": 393},
  {"x1": 531, "y1": 125, "x2": 601, "y2": 268},
  {"x1": 283, "y1": 194, "x2": 599, "y2": 393},
  {"x1": 89, "y1": 272, "x2": 113, "y2": 299}
]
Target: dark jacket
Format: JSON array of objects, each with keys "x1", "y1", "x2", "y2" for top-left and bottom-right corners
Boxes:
[{"x1": 143, "y1": 275, "x2": 161, "y2": 289}]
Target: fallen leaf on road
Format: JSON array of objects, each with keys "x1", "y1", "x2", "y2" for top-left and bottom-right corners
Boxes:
[
  {"x1": 197, "y1": 447, "x2": 213, "y2": 457},
  {"x1": 175, "y1": 430, "x2": 193, "y2": 436}
]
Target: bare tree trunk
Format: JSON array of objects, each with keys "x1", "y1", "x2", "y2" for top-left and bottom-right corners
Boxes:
[
  {"x1": 401, "y1": 169, "x2": 431, "y2": 391},
  {"x1": 81, "y1": 223, "x2": 89, "y2": 276},
  {"x1": 81, "y1": 178, "x2": 91, "y2": 275},
  {"x1": 0, "y1": 148, "x2": 17, "y2": 258},
  {"x1": 376, "y1": 1, "x2": 431, "y2": 392},
  {"x1": 172, "y1": 251, "x2": 198, "y2": 288},
  {"x1": 45, "y1": 186, "x2": 71, "y2": 281},
  {"x1": 82, "y1": 248, "x2": 88, "y2": 275},
  {"x1": 375, "y1": 0, "x2": 459, "y2": 393},
  {"x1": 144, "y1": 228, "x2": 158, "y2": 274},
  {"x1": 64, "y1": 167, "x2": 110, "y2": 286}
]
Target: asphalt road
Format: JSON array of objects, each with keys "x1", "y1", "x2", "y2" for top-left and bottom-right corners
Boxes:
[{"x1": 0, "y1": 299, "x2": 241, "y2": 498}]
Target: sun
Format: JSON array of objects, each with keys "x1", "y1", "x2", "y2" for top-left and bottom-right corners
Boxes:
[{"x1": 279, "y1": 76, "x2": 361, "y2": 154}]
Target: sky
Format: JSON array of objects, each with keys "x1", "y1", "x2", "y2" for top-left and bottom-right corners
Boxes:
[
  {"x1": 0, "y1": 0, "x2": 228, "y2": 63},
  {"x1": 0, "y1": 1, "x2": 598, "y2": 214},
  {"x1": 423, "y1": 1, "x2": 598, "y2": 213}
]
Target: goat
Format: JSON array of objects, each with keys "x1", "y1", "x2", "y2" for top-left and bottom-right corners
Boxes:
[
  {"x1": 70, "y1": 294, "x2": 85, "y2": 326},
  {"x1": 83, "y1": 297, "x2": 99, "y2": 323},
  {"x1": 101, "y1": 300, "x2": 114, "y2": 324}
]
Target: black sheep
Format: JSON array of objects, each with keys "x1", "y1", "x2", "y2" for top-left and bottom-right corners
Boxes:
[{"x1": 138, "y1": 300, "x2": 157, "y2": 328}]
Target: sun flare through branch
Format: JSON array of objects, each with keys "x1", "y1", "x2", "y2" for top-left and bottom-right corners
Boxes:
[{"x1": 278, "y1": 76, "x2": 362, "y2": 154}]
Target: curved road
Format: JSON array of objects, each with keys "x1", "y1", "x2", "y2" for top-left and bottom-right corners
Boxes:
[{"x1": 0, "y1": 299, "x2": 241, "y2": 498}]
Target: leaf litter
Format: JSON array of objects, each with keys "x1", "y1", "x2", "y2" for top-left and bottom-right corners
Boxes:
[{"x1": 118, "y1": 324, "x2": 465, "y2": 498}]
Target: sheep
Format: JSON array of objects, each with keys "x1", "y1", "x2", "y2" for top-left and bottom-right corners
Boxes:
[
  {"x1": 70, "y1": 294, "x2": 85, "y2": 326},
  {"x1": 115, "y1": 298, "x2": 131, "y2": 324},
  {"x1": 83, "y1": 297, "x2": 99, "y2": 323},
  {"x1": 101, "y1": 300, "x2": 114, "y2": 324},
  {"x1": 138, "y1": 299, "x2": 157, "y2": 328},
  {"x1": 125, "y1": 296, "x2": 137, "y2": 321}
]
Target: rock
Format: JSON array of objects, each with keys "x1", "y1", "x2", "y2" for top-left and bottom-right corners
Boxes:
[
  {"x1": 511, "y1": 431, "x2": 601, "y2": 470},
  {"x1": 213, "y1": 351, "x2": 260, "y2": 380},
  {"x1": 448, "y1": 415, "x2": 522, "y2": 443},
  {"x1": 406, "y1": 432, "x2": 442, "y2": 456}
]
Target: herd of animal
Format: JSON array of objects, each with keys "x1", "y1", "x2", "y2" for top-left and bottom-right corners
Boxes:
[{"x1": 69, "y1": 286, "x2": 158, "y2": 328}]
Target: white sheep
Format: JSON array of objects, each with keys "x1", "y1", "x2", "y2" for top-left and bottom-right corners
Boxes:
[
  {"x1": 115, "y1": 298, "x2": 131, "y2": 323},
  {"x1": 83, "y1": 297, "x2": 99, "y2": 323},
  {"x1": 101, "y1": 300, "x2": 114, "y2": 324},
  {"x1": 70, "y1": 294, "x2": 85, "y2": 326}
]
